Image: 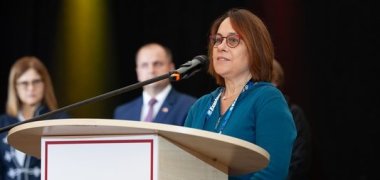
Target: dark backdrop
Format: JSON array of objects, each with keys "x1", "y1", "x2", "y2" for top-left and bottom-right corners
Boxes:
[{"x1": 1, "y1": 0, "x2": 379, "y2": 179}]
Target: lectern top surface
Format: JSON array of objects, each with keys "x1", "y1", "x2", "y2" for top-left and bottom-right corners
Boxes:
[{"x1": 7, "y1": 118, "x2": 269, "y2": 175}]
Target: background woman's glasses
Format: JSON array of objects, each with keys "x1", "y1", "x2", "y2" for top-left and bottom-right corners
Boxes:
[{"x1": 16, "y1": 79, "x2": 43, "y2": 89}]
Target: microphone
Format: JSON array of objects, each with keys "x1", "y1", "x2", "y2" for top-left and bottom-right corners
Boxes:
[{"x1": 170, "y1": 55, "x2": 208, "y2": 81}]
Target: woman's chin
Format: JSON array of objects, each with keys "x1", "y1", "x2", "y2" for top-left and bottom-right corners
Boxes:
[{"x1": 23, "y1": 100, "x2": 41, "y2": 107}]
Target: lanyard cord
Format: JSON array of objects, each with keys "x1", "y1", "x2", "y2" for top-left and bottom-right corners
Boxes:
[
  {"x1": 214, "y1": 96, "x2": 237, "y2": 133},
  {"x1": 206, "y1": 81, "x2": 254, "y2": 134}
]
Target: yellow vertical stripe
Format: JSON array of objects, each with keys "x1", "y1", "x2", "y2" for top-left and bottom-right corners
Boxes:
[{"x1": 56, "y1": 0, "x2": 109, "y2": 118}]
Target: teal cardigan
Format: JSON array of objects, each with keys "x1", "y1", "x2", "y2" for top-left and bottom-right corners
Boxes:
[{"x1": 185, "y1": 82, "x2": 296, "y2": 180}]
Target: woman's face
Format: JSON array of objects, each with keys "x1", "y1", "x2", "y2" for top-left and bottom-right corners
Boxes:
[
  {"x1": 212, "y1": 17, "x2": 250, "y2": 80},
  {"x1": 15, "y1": 68, "x2": 44, "y2": 107}
]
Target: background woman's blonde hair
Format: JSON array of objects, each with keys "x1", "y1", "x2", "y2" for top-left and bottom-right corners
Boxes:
[{"x1": 6, "y1": 56, "x2": 58, "y2": 117}]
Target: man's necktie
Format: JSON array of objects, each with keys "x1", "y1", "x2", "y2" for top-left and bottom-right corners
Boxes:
[{"x1": 144, "y1": 98, "x2": 157, "y2": 122}]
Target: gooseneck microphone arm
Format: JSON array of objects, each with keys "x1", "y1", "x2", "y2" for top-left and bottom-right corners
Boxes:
[
  {"x1": 0, "y1": 72, "x2": 172, "y2": 133},
  {"x1": 0, "y1": 55, "x2": 208, "y2": 133}
]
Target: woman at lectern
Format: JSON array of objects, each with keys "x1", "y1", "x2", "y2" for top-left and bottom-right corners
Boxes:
[
  {"x1": 0, "y1": 56, "x2": 69, "y2": 180},
  {"x1": 184, "y1": 8, "x2": 296, "y2": 179}
]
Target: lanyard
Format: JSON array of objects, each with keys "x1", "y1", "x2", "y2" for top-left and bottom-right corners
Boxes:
[{"x1": 206, "y1": 81, "x2": 254, "y2": 134}]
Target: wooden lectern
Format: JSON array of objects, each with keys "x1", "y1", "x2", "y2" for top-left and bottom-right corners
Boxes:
[{"x1": 7, "y1": 119, "x2": 269, "y2": 180}]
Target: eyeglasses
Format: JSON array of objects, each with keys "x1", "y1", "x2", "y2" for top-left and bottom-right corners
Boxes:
[
  {"x1": 16, "y1": 79, "x2": 43, "y2": 89},
  {"x1": 209, "y1": 34, "x2": 241, "y2": 48}
]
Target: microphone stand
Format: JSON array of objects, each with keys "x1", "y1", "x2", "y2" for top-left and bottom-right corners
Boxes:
[{"x1": 0, "y1": 72, "x2": 177, "y2": 133}]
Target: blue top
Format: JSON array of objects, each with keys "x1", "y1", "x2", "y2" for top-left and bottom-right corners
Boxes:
[{"x1": 185, "y1": 82, "x2": 296, "y2": 180}]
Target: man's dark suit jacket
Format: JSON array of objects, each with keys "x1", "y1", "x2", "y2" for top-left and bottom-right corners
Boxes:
[{"x1": 113, "y1": 89, "x2": 196, "y2": 126}]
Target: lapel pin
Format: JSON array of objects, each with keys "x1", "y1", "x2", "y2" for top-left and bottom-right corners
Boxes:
[{"x1": 162, "y1": 107, "x2": 169, "y2": 113}]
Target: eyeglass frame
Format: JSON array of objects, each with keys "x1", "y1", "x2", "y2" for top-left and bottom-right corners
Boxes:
[
  {"x1": 209, "y1": 33, "x2": 242, "y2": 48},
  {"x1": 16, "y1": 79, "x2": 44, "y2": 90}
]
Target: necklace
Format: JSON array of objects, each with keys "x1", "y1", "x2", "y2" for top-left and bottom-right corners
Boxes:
[
  {"x1": 222, "y1": 75, "x2": 252, "y2": 101},
  {"x1": 221, "y1": 84, "x2": 245, "y2": 100},
  {"x1": 221, "y1": 92, "x2": 239, "y2": 100}
]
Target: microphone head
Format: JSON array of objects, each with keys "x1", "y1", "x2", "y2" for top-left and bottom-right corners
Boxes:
[
  {"x1": 193, "y1": 55, "x2": 209, "y2": 73},
  {"x1": 194, "y1": 55, "x2": 208, "y2": 65},
  {"x1": 170, "y1": 55, "x2": 208, "y2": 81}
]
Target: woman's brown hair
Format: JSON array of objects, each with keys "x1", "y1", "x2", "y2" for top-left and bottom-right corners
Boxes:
[{"x1": 208, "y1": 8, "x2": 274, "y2": 86}]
